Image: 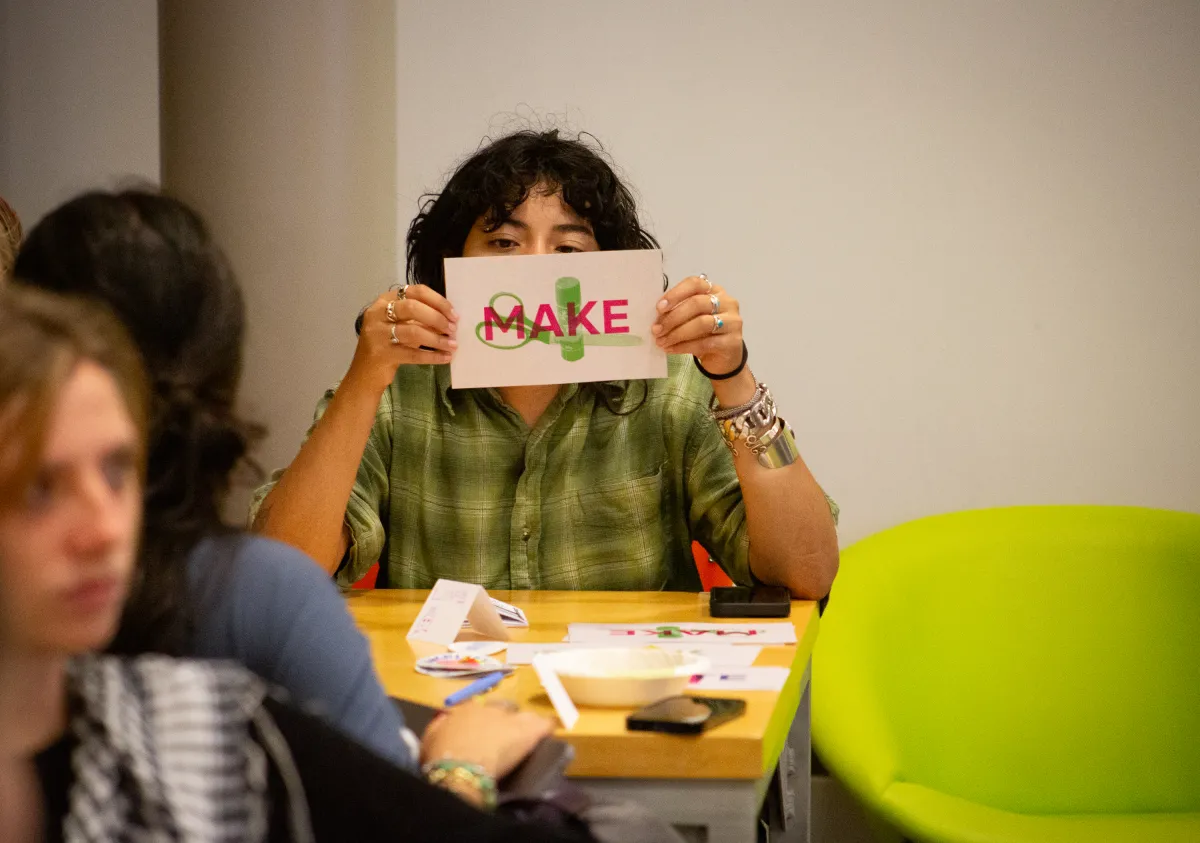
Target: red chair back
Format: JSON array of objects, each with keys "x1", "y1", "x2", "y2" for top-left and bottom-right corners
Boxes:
[{"x1": 351, "y1": 545, "x2": 730, "y2": 591}]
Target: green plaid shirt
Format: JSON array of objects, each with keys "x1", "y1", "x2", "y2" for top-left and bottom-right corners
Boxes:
[{"x1": 252, "y1": 356, "x2": 837, "y2": 591}]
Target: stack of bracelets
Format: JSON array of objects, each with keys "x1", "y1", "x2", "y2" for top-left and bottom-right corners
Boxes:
[{"x1": 710, "y1": 374, "x2": 800, "y2": 469}]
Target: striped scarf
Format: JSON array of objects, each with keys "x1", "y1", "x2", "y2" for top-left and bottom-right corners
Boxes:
[{"x1": 63, "y1": 655, "x2": 313, "y2": 843}]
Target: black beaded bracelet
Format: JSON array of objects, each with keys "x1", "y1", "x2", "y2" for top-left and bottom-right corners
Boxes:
[{"x1": 694, "y1": 341, "x2": 749, "y2": 381}]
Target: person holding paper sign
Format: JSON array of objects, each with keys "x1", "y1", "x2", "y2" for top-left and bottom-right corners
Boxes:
[{"x1": 252, "y1": 130, "x2": 839, "y2": 599}]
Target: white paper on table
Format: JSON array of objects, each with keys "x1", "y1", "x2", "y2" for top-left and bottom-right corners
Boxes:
[
  {"x1": 462, "y1": 597, "x2": 528, "y2": 628},
  {"x1": 505, "y1": 642, "x2": 762, "y2": 667},
  {"x1": 532, "y1": 654, "x2": 580, "y2": 730},
  {"x1": 406, "y1": 579, "x2": 510, "y2": 646},
  {"x1": 686, "y1": 667, "x2": 791, "y2": 692},
  {"x1": 566, "y1": 622, "x2": 796, "y2": 646},
  {"x1": 445, "y1": 250, "x2": 668, "y2": 389}
]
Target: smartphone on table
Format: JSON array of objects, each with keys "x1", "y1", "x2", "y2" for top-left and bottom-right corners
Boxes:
[
  {"x1": 626, "y1": 695, "x2": 747, "y2": 735},
  {"x1": 709, "y1": 585, "x2": 792, "y2": 618}
]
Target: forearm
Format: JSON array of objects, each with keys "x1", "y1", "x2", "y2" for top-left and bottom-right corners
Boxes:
[
  {"x1": 712, "y1": 371, "x2": 840, "y2": 599},
  {"x1": 253, "y1": 371, "x2": 384, "y2": 573},
  {"x1": 737, "y1": 454, "x2": 839, "y2": 598}
]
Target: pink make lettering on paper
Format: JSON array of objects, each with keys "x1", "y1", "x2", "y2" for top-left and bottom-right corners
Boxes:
[{"x1": 602, "y1": 299, "x2": 629, "y2": 333}]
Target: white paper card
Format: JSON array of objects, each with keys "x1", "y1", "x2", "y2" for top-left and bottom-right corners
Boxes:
[
  {"x1": 532, "y1": 654, "x2": 580, "y2": 731},
  {"x1": 566, "y1": 622, "x2": 796, "y2": 646},
  {"x1": 687, "y1": 667, "x2": 790, "y2": 692},
  {"x1": 445, "y1": 250, "x2": 668, "y2": 389},
  {"x1": 407, "y1": 579, "x2": 511, "y2": 646},
  {"x1": 463, "y1": 597, "x2": 528, "y2": 628},
  {"x1": 505, "y1": 642, "x2": 762, "y2": 667}
]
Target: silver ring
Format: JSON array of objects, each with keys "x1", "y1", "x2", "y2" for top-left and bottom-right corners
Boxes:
[
  {"x1": 386, "y1": 300, "x2": 398, "y2": 323},
  {"x1": 699, "y1": 273, "x2": 712, "y2": 293},
  {"x1": 709, "y1": 293, "x2": 720, "y2": 315},
  {"x1": 397, "y1": 285, "x2": 408, "y2": 301},
  {"x1": 390, "y1": 325, "x2": 400, "y2": 345},
  {"x1": 711, "y1": 315, "x2": 724, "y2": 334}
]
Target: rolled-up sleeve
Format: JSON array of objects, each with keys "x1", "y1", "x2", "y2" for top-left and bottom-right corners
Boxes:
[{"x1": 248, "y1": 384, "x2": 394, "y2": 587}]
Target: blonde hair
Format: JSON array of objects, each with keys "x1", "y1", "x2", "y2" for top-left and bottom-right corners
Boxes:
[
  {"x1": 0, "y1": 285, "x2": 148, "y2": 510},
  {"x1": 0, "y1": 197, "x2": 20, "y2": 280}
]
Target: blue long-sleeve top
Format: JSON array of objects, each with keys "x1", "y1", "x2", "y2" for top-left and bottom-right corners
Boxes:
[{"x1": 187, "y1": 533, "x2": 414, "y2": 770}]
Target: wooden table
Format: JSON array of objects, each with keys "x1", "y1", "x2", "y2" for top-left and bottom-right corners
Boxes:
[{"x1": 347, "y1": 590, "x2": 820, "y2": 843}]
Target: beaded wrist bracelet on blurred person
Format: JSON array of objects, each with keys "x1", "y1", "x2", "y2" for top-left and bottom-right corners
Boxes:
[
  {"x1": 422, "y1": 759, "x2": 498, "y2": 810},
  {"x1": 711, "y1": 375, "x2": 800, "y2": 469}
]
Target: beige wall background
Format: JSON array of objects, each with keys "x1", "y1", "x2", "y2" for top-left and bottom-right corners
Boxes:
[
  {"x1": 160, "y1": 1, "x2": 397, "y2": 515},
  {"x1": 3, "y1": 3, "x2": 1195, "y2": 543},
  {"x1": 395, "y1": 0, "x2": 1200, "y2": 545},
  {"x1": 0, "y1": 0, "x2": 160, "y2": 228}
]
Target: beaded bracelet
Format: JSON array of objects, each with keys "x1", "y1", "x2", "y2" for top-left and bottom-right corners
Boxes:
[
  {"x1": 422, "y1": 759, "x2": 498, "y2": 810},
  {"x1": 710, "y1": 377, "x2": 765, "y2": 420}
]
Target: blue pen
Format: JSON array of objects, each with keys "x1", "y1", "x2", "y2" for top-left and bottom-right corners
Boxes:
[{"x1": 444, "y1": 671, "x2": 508, "y2": 707}]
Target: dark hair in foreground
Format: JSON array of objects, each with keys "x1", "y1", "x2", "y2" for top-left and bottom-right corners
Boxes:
[
  {"x1": 408, "y1": 129, "x2": 659, "y2": 412},
  {"x1": 13, "y1": 189, "x2": 261, "y2": 655}
]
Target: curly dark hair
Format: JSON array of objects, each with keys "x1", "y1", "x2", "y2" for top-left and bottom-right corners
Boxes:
[
  {"x1": 13, "y1": 189, "x2": 261, "y2": 655},
  {"x1": 406, "y1": 129, "x2": 660, "y2": 297},
  {"x1": 408, "y1": 130, "x2": 660, "y2": 412}
]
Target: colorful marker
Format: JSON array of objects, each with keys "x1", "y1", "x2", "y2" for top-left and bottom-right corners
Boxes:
[{"x1": 444, "y1": 671, "x2": 509, "y2": 707}]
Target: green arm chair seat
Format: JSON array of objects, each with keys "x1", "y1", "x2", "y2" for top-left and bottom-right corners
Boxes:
[
  {"x1": 885, "y1": 783, "x2": 1200, "y2": 843},
  {"x1": 813, "y1": 506, "x2": 1200, "y2": 843}
]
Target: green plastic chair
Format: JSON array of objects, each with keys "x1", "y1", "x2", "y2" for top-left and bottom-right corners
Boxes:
[{"x1": 812, "y1": 506, "x2": 1200, "y2": 843}]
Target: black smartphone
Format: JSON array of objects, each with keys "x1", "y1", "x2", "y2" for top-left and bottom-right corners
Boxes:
[
  {"x1": 709, "y1": 585, "x2": 792, "y2": 618},
  {"x1": 626, "y1": 695, "x2": 747, "y2": 735},
  {"x1": 499, "y1": 737, "x2": 575, "y2": 798}
]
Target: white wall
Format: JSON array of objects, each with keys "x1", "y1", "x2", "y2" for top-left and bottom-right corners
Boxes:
[
  {"x1": 395, "y1": 0, "x2": 1200, "y2": 545},
  {"x1": 0, "y1": 0, "x2": 160, "y2": 229},
  {"x1": 160, "y1": 1, "x2": 397, "y2": 513}
]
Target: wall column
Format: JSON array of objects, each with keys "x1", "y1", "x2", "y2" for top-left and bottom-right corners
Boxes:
[{"x1": 160, "y1": 1, "x2": 397, "y2": 512}]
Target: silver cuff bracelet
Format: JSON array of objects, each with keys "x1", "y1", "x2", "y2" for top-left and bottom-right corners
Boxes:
[{"x1": 748, "y1": 418, "x2": 800, "y2": 469}]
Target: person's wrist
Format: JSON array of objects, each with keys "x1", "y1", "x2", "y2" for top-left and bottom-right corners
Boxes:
[
  {"x1": 343, "y1": 356, "x2": 395, "y2": 399},
  {"x1": 422, "y1": 759, "x2": 498, "y2": 810},
  {"x1": 695, "y1": 341, "x2": 748, "y2": 381},
  {"x1": 710, "y1": 367, "x2": 757, "y2": 408}
]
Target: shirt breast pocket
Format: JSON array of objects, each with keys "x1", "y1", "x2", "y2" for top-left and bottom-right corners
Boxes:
[{"x1": 570, "y1": 465, "x2": 667, "y2": 589}]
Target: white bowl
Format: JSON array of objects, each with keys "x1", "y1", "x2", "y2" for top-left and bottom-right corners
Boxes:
[{"x1": 536, "y1": 647, "x2": 710, "y2": 708}]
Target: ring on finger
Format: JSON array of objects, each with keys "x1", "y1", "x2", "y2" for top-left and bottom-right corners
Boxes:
[
  {"x1": 711, "y1": 315, "x2": 725, "y2": 334},
  {"x1": 709, "y1": 293, "x2": 720, "y2": 315},
  {"x1": 386, "y1": 300, "x2": 398, "y2": 323},
  {"x1": 390, "y1": 325, "x2": 401, "y2": 345},
  {"x1": 396, "y1": 285, "x2": 408, "y2": 301},
  {"x1": 699, "y1": 273, "x2": 712, "y2": 294}
]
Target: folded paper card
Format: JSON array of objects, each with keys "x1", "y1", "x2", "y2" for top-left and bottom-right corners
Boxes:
[
  {"x1": 462, "y1": 597, "x2": 528, "y2": 628},
  {"x1": 407, "y1": 579, "x2": 511, "y2": 646},
  {"x1": 445, "y1": 250, "x2": 668, "y2": 389}
]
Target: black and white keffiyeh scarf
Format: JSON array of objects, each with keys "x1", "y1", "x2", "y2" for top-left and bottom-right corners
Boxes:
[{"x1": 63, "y1": 655, "x2": 313, "y2": 843}]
